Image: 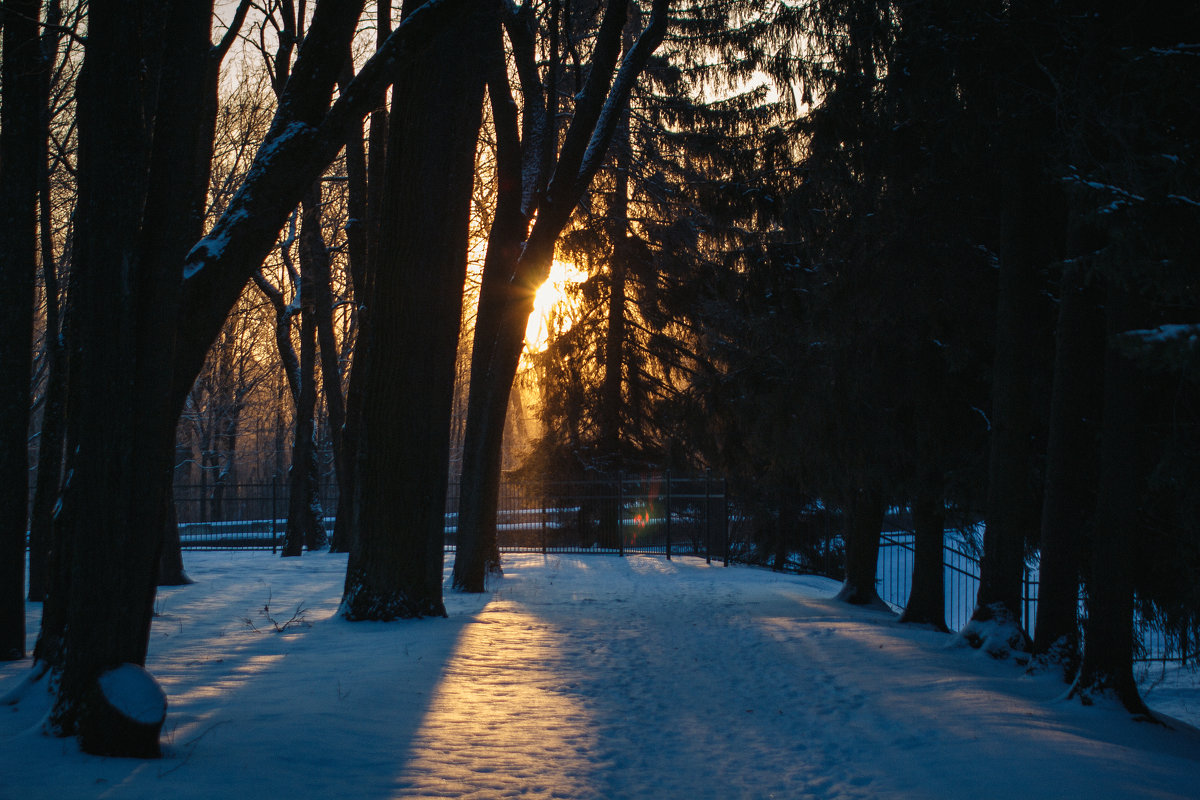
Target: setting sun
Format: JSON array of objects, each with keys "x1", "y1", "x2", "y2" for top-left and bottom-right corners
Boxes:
[{"x1": 524, "y1": 260, "x2": 588, "y2": 354}]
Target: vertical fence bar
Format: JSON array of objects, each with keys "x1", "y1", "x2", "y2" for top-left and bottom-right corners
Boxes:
[
  {"x1": 715, "y1": 479, "x2": 724, "y2": 566},
  {"x1": 541, "y1": 490, "x2": 548, "y2": 555},
  {"x1": 617, "y1": 471, "x2": 625, "y2": 557},
  {"x1": 665, "y1": 470, "x2": 672, "y2": 560},
  {"x1": 271, "y1": 475, "x2": 279, "y2": 554},
  {"x1": 704, "y1": 469, "x2": 712, "y2": 565}
]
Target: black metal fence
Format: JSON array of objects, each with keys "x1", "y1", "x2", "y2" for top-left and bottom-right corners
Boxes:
[
  {"x1": 876, "y1": 530, "x2": 1196, "y2": 664},
  {"x1": 875, "y1": 531, "x2": 1036, "y2": 635},
  {"x1": 172, "y1": 472, "x2": 729, "y2": 561}
]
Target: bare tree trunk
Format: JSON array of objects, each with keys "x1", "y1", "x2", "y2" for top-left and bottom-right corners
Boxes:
[
  {"x1": 342, "y1": 0, "x2": 492, "y2": 619},
  {"x1": 154, "y1": 0, "x2": 250, "y2": 585},
  {"x1": 600, "y1": 108, "x2": 631, "y2": 468},
  {"x1": 1033, "y1": 260, "x2": 1103, "y2": 669},
  {"x1": 39, "y1": 0, "x2": 399, "y2": 754},
  {"x1": 282, "y1": 185, "x2": 329, "y2": 555},
  {"x1": 836, "y1": 492, "x2": 886, "y2": 606},
  {"x1": 308, "y1": 184, "x2": 345, "y2": 549},
  {"x1": 45, "y1": 0, "x2": 174, "y2": 747},
  {"x1": 281, "y1": 276, "x2": 324, "y2": 555},
  {"x1": 0, "y1": 0, "x2": 42, "y2": 661},
  {"x1": 332, "y1": 6, "x2": 390, "y2": 554},
  {"x1": 899, "y1": 483, "x2": 948, "y2": 630},
  {"x1": 451, "y1": 28, "x2": 532, "y2": 592},
  {"x1": 26, "y1": 0, "x2": 66, "y2": 604},
  {"x1": 453, "y1": 0, "x2": 669, "y2": 592},
  {"x1": 1072, "y1": 288, "x2": 1152, "y2": 715},
  {"x1": 963, "y1": 159, "x2": 1044, "y2": 653}
]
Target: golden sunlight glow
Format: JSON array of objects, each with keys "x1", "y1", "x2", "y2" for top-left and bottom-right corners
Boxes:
[
  {"x1": 524, "y1": 260, "x2": 588, "y2": 355},
  {"x1": 399, "y1": 606, "x2": 597, "y2": 795}
]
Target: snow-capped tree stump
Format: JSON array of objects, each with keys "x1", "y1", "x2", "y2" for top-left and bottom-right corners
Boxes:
[{"x1": 79, "y1": 664, "x2": 168, "y2": 758}]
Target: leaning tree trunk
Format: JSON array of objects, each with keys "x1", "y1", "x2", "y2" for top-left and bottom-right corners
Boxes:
[
  {"x1": 453, "y1": 0, "x2": 669, "y2": 592},
  {"x1": 451, "y1": 33, "x2": 533, "y2": 591},
  {"x1": 148, "y1": 0, "x2": 230, "y2": 586},
  {"x1": 342, "y1": 1, "x2": 492, "y2": 620},
  {"x1": 1033, "y1": 259, "x2": 1104, "y2": 668},
  {"x1": 0, "y1": 0, "x2": 43, "y2": 661},
  {"x1": 836, "y1": 492, "x2": 886, "y2": 607}
]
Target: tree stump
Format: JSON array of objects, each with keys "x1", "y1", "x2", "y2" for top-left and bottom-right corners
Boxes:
[{"x1": 79, "y1": 663, "x2": 168, "y2": 758}]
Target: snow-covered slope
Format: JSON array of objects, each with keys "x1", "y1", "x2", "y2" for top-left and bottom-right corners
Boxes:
[{"x1": 2, "y1": 552, "x2": 1197, "y2": 799}]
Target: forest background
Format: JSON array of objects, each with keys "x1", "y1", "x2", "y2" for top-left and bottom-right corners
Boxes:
[{"x1": 0, "y1": 0, "x2": 1198, "y2": 759}]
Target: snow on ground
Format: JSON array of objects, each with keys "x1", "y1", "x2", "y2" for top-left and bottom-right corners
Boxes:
[{"x1": 2, "y1": 552, "x2": 1199, "y2": 800}]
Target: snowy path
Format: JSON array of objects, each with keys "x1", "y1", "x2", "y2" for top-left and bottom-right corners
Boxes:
[{"x1": 2, "y1": 552, "x2": 1198, "y2": 800}]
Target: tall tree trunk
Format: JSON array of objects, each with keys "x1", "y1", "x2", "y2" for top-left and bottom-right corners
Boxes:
[
  {"x1": 45, "y1": 0, "x2": 175, "y2": 748},
  {"x1": 325, "y1": 3, "x2": 388, "y2": 556},
  {"x1": 27, "y1": 0, "x2": 66, "y2": 603},
  {"x1": 1072, "y1": 288, "x2": 1152, "y2": 715},
  {"x1": 453, "y1": 0, "x2": 669, "y2": 592},
  {"x1": 30, "y1": 0, "x2": 446, "y2": 754},
  {"x1": 308, "y1": 184, "x2": 345, "y2": 549},
  {"x1": 1033, "y1": 260, "x2": 1104, "y2": 668},
  {"x1": 153, "y1": 0, "x2": 248, "y2": 585},
  {"x1": 964, "y1": 163, "x2": 1042, "y2": 652},
  {"x1": 282, "y1": 186, "x2": 328, "y2": 556},
  {"x1": 0, "y1": 0, "x2": 42, "y2": 661},
  {"x1": 600, "y1": 110, "x2": 631, "y2": 469},
  {"x1": 836, "y1": 492, "x2": 886, "y2": 606},
  {"x1": 899, "y1": 482, "x2": 948, "y2": 630},
  {"x1": 451, "y1": 22, "x2": 540, "y2": 591},
  {"x1": 328, "y1": 56, "x2": 365, "y2": 554},
  {"x1": 342, "y1": 1, "x2": 492, "y2": 619}
]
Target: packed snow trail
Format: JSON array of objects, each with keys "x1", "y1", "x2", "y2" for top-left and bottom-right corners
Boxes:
[{"x1": 2, "y1": 552, "x2": 1198, "y2": 800}]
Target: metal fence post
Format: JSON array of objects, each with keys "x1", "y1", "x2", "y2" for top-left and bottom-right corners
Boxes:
[
  {"x1": 617, "y1": 471, "x2": 625, "y2": 557},
  {"x1": 271, "y1": 475, "x2": 279, "y2": 554},
  {"x1": 541, "y1": 487, "x2": 548, "y2": 555},
  {"x1": 1023, "y1": 565, "x2": 1032, "y2": 638},
  {"x1": 722, "y1": 477, "x2": 729, "y2": 567},
  {"x1": 665, "y1": 469, "x2": 672, "y2": 560},
  {"x1": 704, "y1": 468, "x2": 712, "y2": 565}
]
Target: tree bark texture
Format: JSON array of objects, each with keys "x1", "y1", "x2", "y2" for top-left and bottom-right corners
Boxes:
[
  {"x1": 143, "y1": 0, "x2": 223, "y2": 586},
  {"x1": 308, "y1": 185, "x2": 345, "y2": 549},
  {"x1": 342, "y1": 1, "x2": 492, "y2": 619},
  {"x1": 969, "y1": 164, "x2": 1043, "y2": 643},
  {"x1": 1033, "y1": 261, "x2": 1104, "y2": 666},
  {"x1": 899, "y1": 485, "x2": 948, "y2": 630},
  {"x1": 1073, "y1": 289, "x2": 1153, "y2": 715},
  {"x1": 835, "y1": 493, "x2": 886, "y2": 606},
  {"x1": 46, "y1": 0, "x2": 175, "y2": 746},
  {"x1": 451, "y1": 29, "x2": 533, "y2": 592},
  {"x1": 26, "y1": 0, "x2": 66, "y2": 603},
  {"x1": 332, "y1": 6, "x2": 389, "y2": 554},
  {"x1": 282, "y1": 187, "x2": 328, "y2": 556},
  {"x1": 32, "y1": 1, "x2": 450, "y2": 752},
  {"x1": 0, "y1": 0, "x2": 42, "y2": 661}
]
